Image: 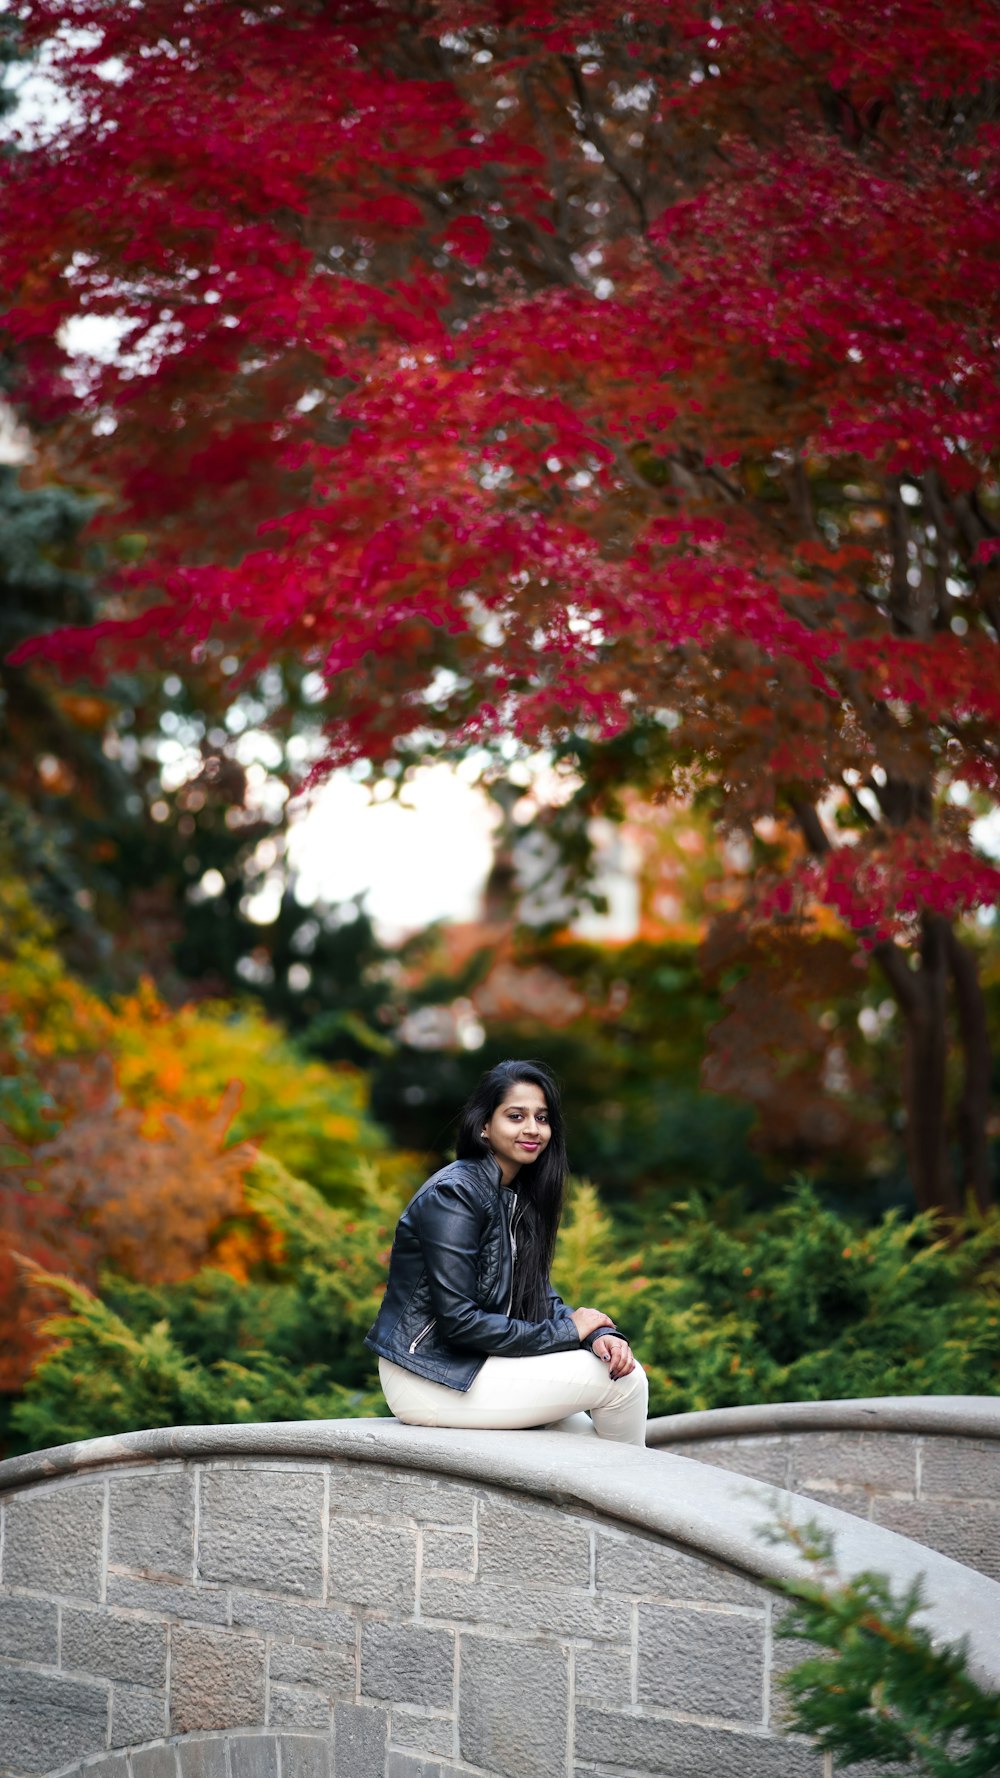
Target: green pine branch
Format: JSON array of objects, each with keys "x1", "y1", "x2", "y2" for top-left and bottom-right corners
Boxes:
[{"x1": 768, "y1": 1517, "x2": 1000, "y2": 1777}]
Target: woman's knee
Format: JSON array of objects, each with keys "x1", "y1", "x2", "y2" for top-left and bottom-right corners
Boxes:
[{"x1": 622, "y1": 1361, "x2": 649, "y2": 1407}]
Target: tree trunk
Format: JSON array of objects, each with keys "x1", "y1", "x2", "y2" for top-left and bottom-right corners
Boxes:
[
  {"x1": 874, "y1": 918, "x2": 961, "y2": 1218},
  {"x1": 789, "y1": 798, "x2": 994, "y2": 1217},
  {"x1": 943, "y1": 923, "x2": 995, "y2": 1216}
]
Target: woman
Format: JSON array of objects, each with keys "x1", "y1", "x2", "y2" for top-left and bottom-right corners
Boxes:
[{"x1": 365, "y1": 1059, "x2": 648, "y2": 1445}]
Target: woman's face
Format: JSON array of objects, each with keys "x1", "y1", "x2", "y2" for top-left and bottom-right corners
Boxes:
[{"x1": 483, "y1": 1079, "x2": 552, "y2": 1181}]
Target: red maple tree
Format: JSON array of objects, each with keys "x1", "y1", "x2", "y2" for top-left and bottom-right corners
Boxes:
[{"x1": 4, "y1": 0, "x2": 999, "y2": 1212}]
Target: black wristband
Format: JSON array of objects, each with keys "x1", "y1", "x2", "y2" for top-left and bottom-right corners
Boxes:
[{"x1": 581, "y1": 1325, "x2": 628, "y2": 1351}]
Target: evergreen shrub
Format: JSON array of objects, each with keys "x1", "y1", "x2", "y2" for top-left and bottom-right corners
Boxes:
[
  {"x1": 553, "y1": 1182, "x2": 1000, "y2": 1415},
  {"x1": 771, "y1": 1518, "x2": 1000, "y2": 1777},
  {"x1": 11, "y1": 1177, "x2": 999, "y2": 1451}
]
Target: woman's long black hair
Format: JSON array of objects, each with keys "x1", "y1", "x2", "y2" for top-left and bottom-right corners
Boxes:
[{"x1": 455, "y1": 1058, "x2": 568, "y2": 1323}]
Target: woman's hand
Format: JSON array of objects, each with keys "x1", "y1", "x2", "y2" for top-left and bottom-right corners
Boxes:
[
  {"x1": 570, "y1": 1306, "x2": 615, "y2": 1341},
  {"x1": 591, "y1": 1333, "x2": 636, "y2": 1379}
]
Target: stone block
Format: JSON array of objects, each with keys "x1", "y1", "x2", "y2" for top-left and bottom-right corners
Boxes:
[
  {"x1": 0, "y1": 1659, "x2": 109, "y2": 1771},
  {"x1": 108, "y1": 1471, "x2": 195, "y2": 1579},
  {"x1": 3, "y1": 1482, "x2": 104, "y2": 1601},
  {"x1": 280, "y1": 1737, "x2": 333, "y2": 1778},
  {"x1": 419, "y1": 1573, "x2": 628, "y2": 1641},
  {"x1": 231, "y1": 1592, "x2": 355, "y2": 1646},
  {"x1": 130, "y1": 1749, "x2": 180, "y2": 1778},
  {"x1": 169, "y1": 1625, "x2": 265, "y2": 1734},
  {"x1": 328, "y1": 1520, "x2": 416, "y2": 1612},
  {"x1": 269, "y1": 1685, "x2": 331, "y2": 1731},
  {"x1": 77, "y1": 1760, "x2": 130, "y2": 1778},
  {"x1": 362, "y1": 1622, "x2": 453, "y2": 1710},
  {"x1": 920, "y1": 1437, "x2": 999, "y2": 1501},
  {"x1": 688, "y1": 1437, "x2": 791, "y2": 1486},
  {"x1": 0, "y1": 1593, "x2": 58, "y2": 1663},
  {"x1": 573, "y1": 1643, "x2": 632, "y2": 1708},
  {"x1": 329, "y1": 1466, "x2": 473, "y2": 1527},
  {"x1": 198, "y1": 1470, "x2": 324, "y2": 1599},
  {"x1": 177, "y1": 1739, "x2": 230, "y2": 1778},
  {"x1": 459, "y1": 1635, "x2": 567, "y2": 1778},
  {"x1": 832, "y1": 1764, "x2": 906, "y2": 1778},
  {"x1": 596, "y1": 1529, "x2": 766, "y2": 1608},
  {"x1": 107, "y1": 1575, "x2": 229, "y2": 1625},
  {"x1": 575, "y1": 1707, "x2": 823, "y2": 1777},
  {"x1": 790, "y1": 1486, "x2": 873, "y2": 1519},
  {"x1": 769, "y1": 1605, "x2": 826, "y2": 1684},
  {"x1": 386, "y1": 1756, "x2": 439, "y2": 1778},
  {"x1": 787, "y1": 1434, "x2": 916, "y2": 1497},
  {"x1": 870, "y1": 1499, "x2": 1000, "y2": 1582},
  {"x1": 474, "y1": 1496, "x2": 590, "y2": 1590},
  {"x1": 110, "y1": 1681, "x2": 166, "y2": 1746},
  {"x1": 227, "y1": 1736, "x2": 278, "y2": 1778},
  {"x1": 334, "y1": 1701, "x2": 388, "y2": 1778},
  {"x1": 270, "y1": 1641, "x2": 354, "y2": 1694},
  {"x1": 390, "y1": 1708, "x2": 454, "y2": 1759},
  {"x1": 420, "y1": 1529, "x2": 474, "y2": 1575},
  {"x1": 637, "y1": 1601, "x2": 766, "y2": 1722},
  {"x1": 62, "y1": 1606, "x2": 167, "y2": 1687}
]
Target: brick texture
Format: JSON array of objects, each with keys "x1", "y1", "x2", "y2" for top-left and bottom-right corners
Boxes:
[
  {"x1": 2, "y1": 1443, "x2": 991, "y2": 1778},
  {"x1": 108, "y1": 1472, "x2": 195, "y2": 1579},
  {"x1": 169, "y1": 1625, "x2": 265, "y2": 1735},
  {"x1": 3, "y1": 1483, "x2": 105, "y2": 1600},
  {"x1": 198, "y1": 1470, "x2": 325, "y2": 1599}
]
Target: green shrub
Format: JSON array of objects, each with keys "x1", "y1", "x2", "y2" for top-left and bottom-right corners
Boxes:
[
  {"x1": 12, "y1": 1175, "x2": 1000, "y2": 1451},
  {"x1": 770, "y1": 1518, "x2": 1000, "y2": 1776},
  {"x1": 8, "y1": 1152, "x2": 392, "y2": 1452},
  {"x1": 552, "y1": 1182, "x2": 1000, "y2": 1416}
]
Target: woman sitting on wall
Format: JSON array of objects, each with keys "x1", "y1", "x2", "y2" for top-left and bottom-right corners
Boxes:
[{"x1": 366, "y1": 1059, "x2": 648, "y2": 1445}]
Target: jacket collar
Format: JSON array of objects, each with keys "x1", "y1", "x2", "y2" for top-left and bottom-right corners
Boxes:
[
  {"x1": 455, "y1": 1152, "x2": 506, "y2": 1192},
  {"x1": 481, "y1": 1153, "x2": 505, "y2": 1191}
]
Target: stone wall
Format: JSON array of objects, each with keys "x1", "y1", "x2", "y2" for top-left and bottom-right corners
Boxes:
[
  {"x1": 647, "y1": 1401, "x2": 1000, "y2": 1582},
  {"x1": 1, "y1": 1455, "x2": 820, "y2": 1778},
  {"x1": 3, "y1": 1416, "x2": 999, "y2": 1778}
]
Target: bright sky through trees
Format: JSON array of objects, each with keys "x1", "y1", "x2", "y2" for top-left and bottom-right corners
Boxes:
[{"x1": 285, "y1": 763, "x2": 498, "y2": 936}]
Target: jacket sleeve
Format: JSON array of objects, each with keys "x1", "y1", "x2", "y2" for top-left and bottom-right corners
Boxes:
[
  {"x1": 547, "y1": 1282, "x2": 626, "y2": 1348},
  {"x1": 415, "y1": 1177, "x2": 582, "y2": 1358},
  {"x1": 546, "y1": 1282, "x2": 576, "y2": 1325}
]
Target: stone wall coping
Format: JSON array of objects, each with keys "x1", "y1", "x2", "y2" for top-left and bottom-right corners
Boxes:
[
  {"x1": 3, "y1": 1416, "x2": 1000, "y2": 1685},
  {"x1": 646, "y1": 1394, "x2": 1000, "y2": 1446}
]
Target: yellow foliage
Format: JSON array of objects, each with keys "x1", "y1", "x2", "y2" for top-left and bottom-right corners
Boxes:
[
  {"x1": 109, "y1": 982, "x2": 409, "y2": 1202},
  {"x1": 0, "y1": 879, "x2": 113, "y2": 1058},
  {"x1": 551, "y1": 1179, "x2": 637, "y2": 1320},
  {"x1": 1, "y1": 888, "x2": 415, "y2": 1207}
]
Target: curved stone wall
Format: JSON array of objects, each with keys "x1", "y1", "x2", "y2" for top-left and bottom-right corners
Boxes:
[
  {"x1": 1, "y1": 1419, "x2": 999, "y2": 1778},
  {"x1": 26, "y1": 1733, "x2": 330, "y2": 1778},
  {"x1": 647, "y1": 1396, "x2": 1000, "y2": 1581}
]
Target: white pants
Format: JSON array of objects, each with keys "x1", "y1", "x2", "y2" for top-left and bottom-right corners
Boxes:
[{"x1": 379, "y1": 1350, "x2": 648, "y2": 1446}]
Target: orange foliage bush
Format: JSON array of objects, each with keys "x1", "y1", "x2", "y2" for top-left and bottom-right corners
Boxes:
[
  {"x1": 0, "y1": 1051, "x2": 262, "y2": 1390},
  {"x1": 0, "y1": 881, "x2": 393, "y2": 1392}
]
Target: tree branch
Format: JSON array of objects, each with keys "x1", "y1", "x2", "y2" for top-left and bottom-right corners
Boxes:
[
  {"x1": 560, "y1": 54, "x2": 651, "y2": 234},
  {"x1": 788, "y1": 795, "x2": 833, "y2": 856}
]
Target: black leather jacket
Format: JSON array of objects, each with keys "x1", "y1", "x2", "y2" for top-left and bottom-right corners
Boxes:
[{"x1": 365, "y1": 1154, "x2": 606, "y2": 1392}]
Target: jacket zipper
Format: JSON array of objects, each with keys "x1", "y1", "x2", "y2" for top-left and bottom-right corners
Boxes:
[
  {"x1": 506, "y1": 1196, "x2": 522, "y2": 1315},
  {"x1": 408, "y1": 1318, "x2": 436, "y2": 1354}
]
